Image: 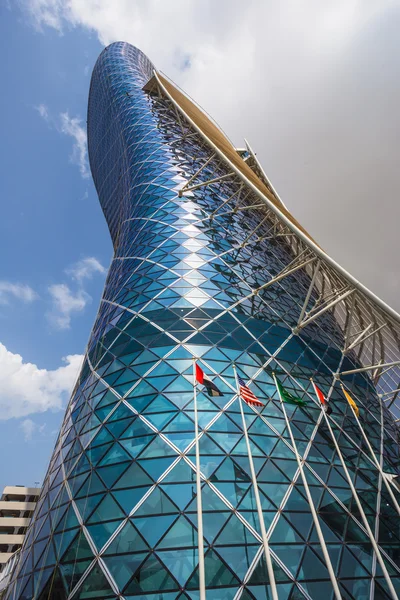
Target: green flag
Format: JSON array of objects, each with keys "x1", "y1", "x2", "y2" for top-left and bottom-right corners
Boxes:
[{"x1": 275, "y1": 376, "x2": 307, "y2": 407}]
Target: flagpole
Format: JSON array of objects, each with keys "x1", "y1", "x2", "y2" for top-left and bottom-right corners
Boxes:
[
  {"x1": 193, "y1": 360, "x2": 206, "y2": 600},
  {"x1": 272, "y1": 373, "x2": 343, "y2": 600},
  {"x1": 341, "y1": 384, "x2": 400, "y2": 516},
  {"x1": 312, "y1": 381, "x2": 398, "y2": 600},
  {"x1": 233, "y1": 364, "x2": 279, "y2": 600}
]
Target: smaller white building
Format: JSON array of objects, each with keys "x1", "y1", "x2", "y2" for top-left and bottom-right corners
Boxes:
[{"x1": 0, "y1": 486, "x2": 40, "y2": 574}]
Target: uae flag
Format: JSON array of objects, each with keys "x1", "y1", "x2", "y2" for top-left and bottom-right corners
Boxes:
[
  {"x1": 311, "y1": 380, "x2": 332, "y2": 415},
  {"x1": 195, "y1": 363, "x2": 223, "y2": 397}
]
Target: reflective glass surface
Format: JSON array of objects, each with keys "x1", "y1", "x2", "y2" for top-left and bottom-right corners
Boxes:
[{"x1": 5, "y1": 42, "x2": 400, "y2": 600}]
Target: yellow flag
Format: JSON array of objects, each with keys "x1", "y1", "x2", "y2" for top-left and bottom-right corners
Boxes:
[{"x1": 342, "y1": 387, "x2": 359, "y2": 417}]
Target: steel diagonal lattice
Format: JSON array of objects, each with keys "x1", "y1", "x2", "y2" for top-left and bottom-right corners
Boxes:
[{"x1": 4, "y1": 42, "x2": 400, "y2": 600}]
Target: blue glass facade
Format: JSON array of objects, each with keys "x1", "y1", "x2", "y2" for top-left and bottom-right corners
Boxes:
[{"x1": 4, "y1": 42, "x2": 400, "y2": 600}]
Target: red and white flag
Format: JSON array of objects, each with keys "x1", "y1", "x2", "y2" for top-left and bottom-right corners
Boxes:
[
  {"x1": 238, "y1": 377, "x2": 264, "y2": 407},
  {"x1": 195, "y1": 363, "x2": 223, "y2": 397},
  {"x1": 311, "y1": 380, "x2": 332, "y2": 415}
]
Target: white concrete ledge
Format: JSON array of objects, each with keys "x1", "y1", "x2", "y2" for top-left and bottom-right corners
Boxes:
[
  {"x1": 1, "y1": 487, "x2": 40, "y2": 498},
  {"x1": 0, "y1": 501, "x2": 35, "y2": 513},
  {"x1": 0, "y1": 534, "x2": 24, "y2": 545},
  {"x1": 0, "y1": 517, "x2": 30, "y2": 528},
  {"x1": 0, "y1": 553, "x2": 13, "y2": 565}
]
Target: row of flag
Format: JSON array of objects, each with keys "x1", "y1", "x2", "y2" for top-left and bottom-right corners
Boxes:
[
  {"x1": 195, "y1": 363, "x2": 359, "y2": 417},
  {"x1": 192, "y1": 363, "x2": 398, "y2": 600}
]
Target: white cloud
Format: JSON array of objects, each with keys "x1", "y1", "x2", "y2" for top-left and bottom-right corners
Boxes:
[
  {"x1": 47, "y1": 283, "x2": 90, "y2": 330},
  {"x1": 0, "y1": 343, "x2": 83, "y2": 420},
  {"x1": 59, "y1": 112, "x2": 89, "y2": 178},
  {"x1": 46, "y1": 257, "x2": 105, "y2": 330},
  {"x1": 66, "y1": 257, "x2": 106, "y2": 283},
  {"x1": 35, "y1": 103, "x2": 50, "y2": 122},
  {"x1": 20, "y1": 419, "x2": 36, "y2": 440},
  {"x1": 19, "y1": 418, "x2": 47, "y2": 441},
  {"x1": 0, "y1": 282, "x2": 37, "y2": 305},
  {"x1": 34, "y1": 105, "x2": 89, "y2": 178},
  {"x1": 25, "y1": 0, "x2": 64, "y2": 30}
]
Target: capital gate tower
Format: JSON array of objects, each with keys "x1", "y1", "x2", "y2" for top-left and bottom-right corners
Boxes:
[{"x1": 4, "y1": 42, "x2": 400, "y2": 600}]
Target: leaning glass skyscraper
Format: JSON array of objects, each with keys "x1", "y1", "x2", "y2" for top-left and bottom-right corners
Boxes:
[{"x1": 4, "y1": 42, "x2": 400, "y2": 600}]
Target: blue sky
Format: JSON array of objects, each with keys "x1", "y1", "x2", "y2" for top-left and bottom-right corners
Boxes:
[
  {"x1": 1, "y1": 0, "x2": 399, "y2": 491},
  {"x1": 0, "y1": 7, "x2": 109, "y2": 489}
]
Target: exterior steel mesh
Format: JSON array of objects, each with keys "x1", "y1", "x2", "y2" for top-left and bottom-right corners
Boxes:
[{"x1": 4, "y1": 42, "x2": 400, "y2": 600}]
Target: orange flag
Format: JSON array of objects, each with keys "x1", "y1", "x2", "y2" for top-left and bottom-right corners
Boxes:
[{"x1": 341, "y1": 385, "x2": 359, "y2": 417}]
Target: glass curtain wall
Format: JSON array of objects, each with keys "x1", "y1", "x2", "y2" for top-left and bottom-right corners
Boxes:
[{"x1": 4, "y1": 42, "x2": 400, "y2": 600}]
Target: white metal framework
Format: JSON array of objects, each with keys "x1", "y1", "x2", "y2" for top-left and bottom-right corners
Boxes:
[{"x1": 146, "y1": 69, "x2": 400, "y2": 423}]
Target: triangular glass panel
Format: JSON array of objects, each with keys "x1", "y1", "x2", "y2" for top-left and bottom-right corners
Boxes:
[
  {"x1": 62, "y1": 529, "x2": 94, "y2": 563},
  {"x1": 133, "y1": 514, "x2": 178, "y2": 547},
  {"x1": 98, "y1": 442, "x2": 132, "y2": 466},
  {"x1": 103, "y1": 553, "x2": 148, "y2": 590},
  {"x1": 119, "y1": 434, "x2": 155, "y2": 459},
  {"x1": 103, "y1": 520, "x2": 149, "y2": 556},
  {"x1": 36, "y1": 567, "x2": 67, "y2": 600},
  {"x1": 86, "y1": 519, "x2": 121, "y2": 551},
  {"x1": 160, "y1": 483, "x2": 196, "y2": 510},
  {"x1": 114, "y1": 461, "x2": 153, "y2": 489},
  {"x1": 138, "y1": 435, "x2": 177, "y2": 458},
  {"x1": 97, "y1": 461, "x2": 131, "y2": 489},
  {"x1": 113, "y1": 486, "x2": 150, "y2": 515},
  {"x1": 186, "y1": 548, "x2": 240, "y2": 588},
  {"x1": 138, "y1": 456, "x2": 177, "y2": 481},
  {"x1": 87, "y1": 493, "x2": 124, "y2": 524},
  {"x1": 216, "y1": 543, "x2": 261, "y2": 582},
  {"x1": 76, "y1": 471, "x2": 107, "y2": 499},
  {"x1": 73, "y1": 562, "x2": 115, "y2": 598},
  {"x1": 216, "y1": 513, "x2": 259, "y2": 547},
  {"x1": 134, "y1": 486, "x2": 179, "y2": 516},
  {"x1": 123, "y1": 553, "x2": 180, "y2": 594},
  {"x1": 156, "y1": 548, "x2": 198, "y2": 586},
  {"x1": 157, "y1": 514, "x2": 198, "y2": 549}
]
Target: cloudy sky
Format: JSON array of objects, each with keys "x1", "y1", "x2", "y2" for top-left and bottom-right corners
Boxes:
[{"x1": 0, "y1": 1, "x2": 399, "y2": 490}]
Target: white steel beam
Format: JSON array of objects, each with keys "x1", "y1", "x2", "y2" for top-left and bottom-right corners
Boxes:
[
  {"x1": 296, "y1": 260, "x2": 321, "y2": 328},
  {"x1": 345, "y1": 323, "x2": 373, "y2": 353},
  {"x1": 179, "y1": 172, "x2": 234, "y2": 196},
  {"x1": 345, "y1": 323, "x2": 387, "y2": 354},
  {"x1": 386, "y1": 394, "x2": 400, "y2": 410},
  {"x1": 338, "y1": 359, "x2": 400, "y2": 378},
  {"x1": 207, "y1": 184, "x2": 245, "y2": 221},
  {"x1": 253, "y1": 257, "x2": 316, "y2": 294},
  {"x1": 240, "y1": 214, "x2": 271, "y2": 247},
  {"x1": 384, "y1": 387, "x2": 400, "y2": 410},
  {"x1": 225, "y1": 256, "x2": 316, "y2": 315},
  {"x1": 294, "y1": 288, "x2": 354, "y2": 333},
  {"x1": 380, "y1": 387, "x2": 400, "y2": 399},
  {"x1": 179, "y1": 153, "x2": 216, "y2": 194},
  {"x1": 217, "y1": 203, "x2": 267, "y2": 219},
  {"x1": 305, "y1": 283, "x2": 348, "y2": 318}
]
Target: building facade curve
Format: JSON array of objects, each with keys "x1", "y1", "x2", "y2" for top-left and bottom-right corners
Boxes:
[{"x1": 4, "y1": 42, "x2": 400, "y2": 600}]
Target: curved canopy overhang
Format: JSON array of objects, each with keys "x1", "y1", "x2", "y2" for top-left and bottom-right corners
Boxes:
[{"x1": 155, "y1": 71, "x2": 399, "y2": 324}]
